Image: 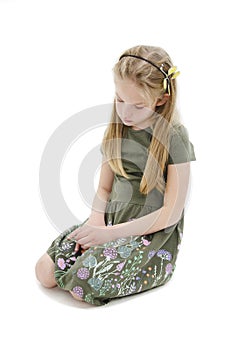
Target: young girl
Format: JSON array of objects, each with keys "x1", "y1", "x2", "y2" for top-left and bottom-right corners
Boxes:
[{"x1": 35, "y1": 45, "x2": 196, "y2": 306}]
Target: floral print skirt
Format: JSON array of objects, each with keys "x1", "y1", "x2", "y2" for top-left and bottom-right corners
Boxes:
[{"x1": 46, "y1": 218, "x2": 183, "y2": 306}]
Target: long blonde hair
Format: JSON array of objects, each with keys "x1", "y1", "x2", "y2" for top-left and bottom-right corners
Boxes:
[{"x1": 101, "y1": 45, "x2": 180, "y2": 195}]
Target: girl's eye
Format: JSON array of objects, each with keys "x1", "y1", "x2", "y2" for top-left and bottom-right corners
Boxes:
[
  {"x1": 116, "y1": 98, "x2": 123, "y2": 103},
  {"x1": 116, "y1": 98, "x2": 144, "y2": 109}
]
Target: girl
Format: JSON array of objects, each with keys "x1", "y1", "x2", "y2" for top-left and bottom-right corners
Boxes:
[{"x1": 35, "y1": 45, "x2": 196, "y2": 306}]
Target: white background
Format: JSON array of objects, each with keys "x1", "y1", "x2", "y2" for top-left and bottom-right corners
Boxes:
[{"x1": 0, "y1": 0, "x2": 231, "y2": 349}]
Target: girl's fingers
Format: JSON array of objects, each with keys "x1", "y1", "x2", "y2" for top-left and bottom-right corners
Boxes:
[
  {"x1": 74, "y1": 242, "x2": 80, "y2": 252},
  {"x1": 68, "y1": 229, "x2": 79, "y2": 239},
  {"x1": 76, "y1": 237, "x2": 90, "y2": 246},
  {"x1": 68, "y1": 228, "x2": 87, "y2": 240},
  {"x1": 81, "y1": 247, "x2": 88, "y2": 254},
  {"x1": 81, "y1": 241, "x2": 92, "y2": 249}
]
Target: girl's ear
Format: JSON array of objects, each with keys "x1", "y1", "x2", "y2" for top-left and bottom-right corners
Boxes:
[{"x1": 156, "y1": 93, "x2": 170, "y2": 106}]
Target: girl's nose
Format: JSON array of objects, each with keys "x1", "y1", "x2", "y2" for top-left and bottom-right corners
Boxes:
[{"x1": 123, "y1": 103, "x2": 133, "y2": 118}]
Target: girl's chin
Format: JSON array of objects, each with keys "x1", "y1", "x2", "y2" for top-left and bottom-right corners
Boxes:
[
  {"x1": 123, "y1": 119, "x2": 133, "y2": 124},
  {"x1": 121, "y1": 118, "x2": 147, "y2": 129},
  {"x1": 123, "y1": 120, "x2": 142, "y2": 129}
]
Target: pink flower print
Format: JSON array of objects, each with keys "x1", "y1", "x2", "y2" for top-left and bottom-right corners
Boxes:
[
  {"x1": 70, "y1": 257, "x2": 77, "y2": 262},
  {"x1": 57, "y1": 258, "x2": 66, "y2": 270},
  {"x1": 116, "y1": 261, "x2": 125, "y2": 271},
  {"x1": 72, "y1": 286, "x2": 84, "y2": 298},
  {"x1": 142, "y1": 237, "x2": 151, "y2": 246},
  {"x1": 103, "y1": 247, "x2": 117, "y2": 259},
  {"x1": 157, "y1": 249, "x2": 172, "y2": 261},
  {"x1": 77, "y1": 267, "x2": 90, "y2": 280},
  {"x1": 165, "y1": 263, "x2": 173, "y2": 275},
  {"x1": 148, "y1": 250, "x2": 156, "y2": 259}
]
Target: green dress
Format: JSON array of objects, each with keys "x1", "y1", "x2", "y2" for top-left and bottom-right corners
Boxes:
[{"x1": 47, "y1": 122, "x2": 196, "y2": 306}]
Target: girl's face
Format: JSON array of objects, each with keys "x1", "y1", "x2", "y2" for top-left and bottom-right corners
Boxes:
[{"x1": 114, "y1": 78, "x2": 157, "y2": 130}]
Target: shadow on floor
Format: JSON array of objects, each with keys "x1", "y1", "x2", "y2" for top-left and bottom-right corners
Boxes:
[{"x1": 36, "y1": 278, "x2": 170, "y2": 309}]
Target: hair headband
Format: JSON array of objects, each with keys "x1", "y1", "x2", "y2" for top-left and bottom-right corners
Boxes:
[{"x1": 119, "y1": 54, "x2": 180, "y2": 95}]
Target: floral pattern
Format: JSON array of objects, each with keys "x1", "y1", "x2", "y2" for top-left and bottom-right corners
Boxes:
[
  {"x1": 45, "y1": 124, "x2": 188, "y2": 306},
  {"x1": 77, "y1": 267, "x2": 90, "y2": 280},
  {"x1": 72, "y1": 286, "x2": 84, "y2": 298},
  {"x1": 103, "y1": 247, "x2": 118, "y2": 259},
  {"x1": 47, "y1": 224, "x2": 181, "y2": 306}
]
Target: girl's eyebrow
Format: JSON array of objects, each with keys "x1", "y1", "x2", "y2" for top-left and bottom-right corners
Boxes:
[{"x1": 115, "y1": 92, "x2": 145, "y2": 105}]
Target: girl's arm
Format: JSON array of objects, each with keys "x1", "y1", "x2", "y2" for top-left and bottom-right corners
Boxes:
[
  {"x1": 69, "y1": 162, "x2": 191, "y2": 249},
  {"x1": 85, "y1": 156, "x2": 114, "y2": 225},
  {"x1": 111, "y1": 162, "x2": 191, "y2": 237},
  {"x1": 70, "y1": 157, "x2": 114, "y2": 251},
  {"x1": 88, "y1": 187, "x2": 111, "y2": 225}
]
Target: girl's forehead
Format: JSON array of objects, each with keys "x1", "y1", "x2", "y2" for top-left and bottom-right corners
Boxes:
[{"x1": 114, "y1": 78, "x2": 145, "y2": 103}]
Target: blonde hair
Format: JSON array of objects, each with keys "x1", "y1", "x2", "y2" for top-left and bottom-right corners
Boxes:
[{"x1": 101, "y1": 45, "x2": 180, "y2": 195}]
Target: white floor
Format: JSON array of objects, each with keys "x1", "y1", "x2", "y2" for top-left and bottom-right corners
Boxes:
[
  {"x1": 1, "y1": 1, "x2": 231, "y2": 348},
  {"x1": 2, "y1": 202, "x2": 230, "y2": 350}
]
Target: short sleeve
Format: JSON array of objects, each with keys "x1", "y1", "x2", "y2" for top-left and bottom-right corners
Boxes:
[{"x1": 167, "y1": 124, "x2": 196, "y2": 164}]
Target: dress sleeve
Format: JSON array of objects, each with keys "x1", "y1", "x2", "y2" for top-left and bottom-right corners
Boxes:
[{"x1": 167, "y1": 123, "x2": 196, "y2": 164}]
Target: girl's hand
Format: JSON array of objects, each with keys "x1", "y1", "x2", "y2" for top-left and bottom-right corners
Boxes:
[{"x1": 68, "y1": 221, "x2": 113, "y2": 250}]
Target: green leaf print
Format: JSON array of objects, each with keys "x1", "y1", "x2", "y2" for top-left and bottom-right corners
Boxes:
[
  {"x1": 98, "y1": 264, "x2": 114, "y2": 274},
  {"x1": 117, "y1": 246, "x2": 132, "y2": 258},
  {"x1": 88, "y1": 277, "x2": 103, "y2": 291},
  {"x1": 83, "y1": 255, "x2": 97, "y2": 268}
]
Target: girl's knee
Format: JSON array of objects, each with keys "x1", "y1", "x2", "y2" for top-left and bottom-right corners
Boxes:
[
  {"x1": 69, "y1": 291, "x2": 84, "y2": 302},
  {"x1": 35, "y1": 253, "x2": 57, "y2": 288}
]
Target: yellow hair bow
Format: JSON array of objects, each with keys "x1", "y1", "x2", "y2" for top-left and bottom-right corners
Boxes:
[{"x1": 160, "y1": 65, "x2": 180, "y2": 95}]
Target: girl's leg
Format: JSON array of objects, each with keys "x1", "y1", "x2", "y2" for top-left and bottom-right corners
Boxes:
[
  {"x1": 35, "y1": 253, "x2": 57, "y2": 288},
  {"x1": 69, "y1": 291, "x2": 83, "y2": 301}
]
